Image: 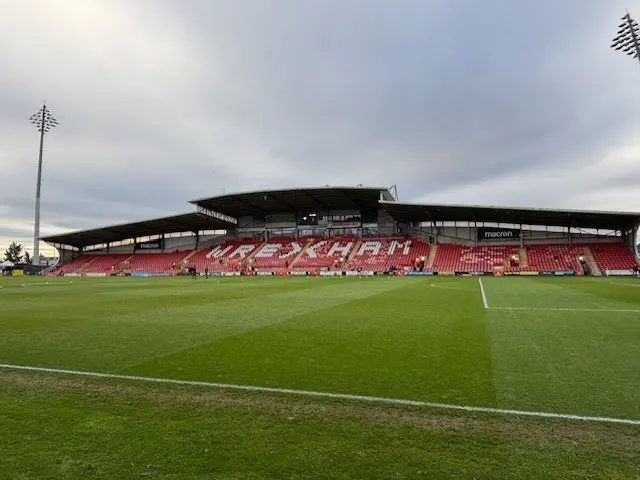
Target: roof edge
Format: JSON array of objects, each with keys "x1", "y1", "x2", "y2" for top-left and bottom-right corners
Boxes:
[
  {"x1": 189, "y1": 186, "x2": 392, "y2": 205},
  {"x1": 379, "y1": 200, "x2": 640, "y2": 218},
  {"x1": 38, "y1": 211, "x2": 220, "y2": 242}
]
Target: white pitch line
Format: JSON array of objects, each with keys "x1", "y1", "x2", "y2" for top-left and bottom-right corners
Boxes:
[
  {"x1": 15, "y1": 282, "x2": 65, "y2": 288},
  {"x1": 2, "y1": 363, "x2": 638, "y2": 426},
  {"x1": 605, "y1": 281, "x2": 640, "y2": 288},
  {"x1": 478, "y1": 278, "x2": 489, "y2": 310},
  {"x1": 429, "y1": 283, "x2": 475, "y2": 291},
  {"x1": 490, "y1": 306, "x2": 640, "y2": 313}
]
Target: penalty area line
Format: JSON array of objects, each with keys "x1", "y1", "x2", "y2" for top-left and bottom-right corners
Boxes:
[
  {"x1": 1, "y1": 363, "x2": 638, "y2": 426},
  {"x1": 478, "y1": 278, "x2": 489, "y2": 309},
  {"x1": 489, "y1": 306, "x2": 640, "y2": 313}
]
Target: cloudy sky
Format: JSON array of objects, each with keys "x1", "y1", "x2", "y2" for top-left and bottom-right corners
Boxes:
[{"x1": 1, "y1": 0, "x2": 640, "y2": 255}]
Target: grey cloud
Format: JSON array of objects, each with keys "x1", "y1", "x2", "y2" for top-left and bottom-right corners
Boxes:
[
  {"x1": 0, "y1": 226, "x2": 33, "y2": 240},
  {"x1": 177, "y1": 0, "x2": 640, "y2": 197}
]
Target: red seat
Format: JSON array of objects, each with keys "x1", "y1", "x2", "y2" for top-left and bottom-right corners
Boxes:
[
  {"x1": 124, "y1": 251, "x2": 189, "y2": 274},
  {"x1": 526, "y1": 244, "x2": 583, "y2": 273},
  {"x1": 431, "y1": 244, "x2": 519, "y2": 272},
  {"x1": 588, "y1": 243, "x2": 638, "y2": 271},
  {"x1": 292, "y1": 236, "x2": 357, "y2": 269},
  {"x1": 345, "y1": 236, "x2": 429, "y2": 271},
  {"x1": 250, "y1": 237, "x2": 307, "y2": 272},
  {"x1": 190, "y1": 239, "x2": 262, "y2": 272},
  {"x1": 49, "y1": 255, "x2": 97, "y2": 275}
]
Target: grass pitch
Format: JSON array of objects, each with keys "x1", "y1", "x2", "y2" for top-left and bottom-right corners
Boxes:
[{"x1": 1, "y1": 275, "x2": 639, "y2": 478}]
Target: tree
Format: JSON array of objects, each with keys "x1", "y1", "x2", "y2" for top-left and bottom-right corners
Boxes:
[
  {"x1": 3, "y1": 242, "x2": 24, "y2": 263},
  {"x1": 24, "y1": 251, "x2": 31, "y2": 264}
]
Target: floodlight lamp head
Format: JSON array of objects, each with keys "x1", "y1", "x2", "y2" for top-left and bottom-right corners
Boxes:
[{"x1": 29, "y1": 105, "x2": 58, "y2": 133}]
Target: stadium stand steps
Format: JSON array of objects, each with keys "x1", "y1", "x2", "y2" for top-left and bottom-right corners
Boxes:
[
  {"x1": 198, "y1": 234, "x2": 234, "y2": 250},
  {"x1": 410, "y1": 229, "x2": 431, "y2": 244},
  {"x1": 41, "y1": 264, "x2": 58, "y2": 276},
  {"x1": 72, "y1": 256, "x2": 97, "y2": 274},
  {"x1": 582, "y1": 247, "x2": 602, "y2": 276},
  {"x1": 292, "y1": 237, "x2": 358, "y2": 270},
  {"x1": 346, "y1": 238, "x2": 363, "y2": 263},
  {"x1": 519, "y1": 247, "x2": 529, "y2": 269},
  {"x1": 244, "y1": 241, "x2": 266, "y2": 265},
  {"x1": 250, "y1": 237, "x2": 309, "y2": 272},
  {"x1": 113, "y1": 255, "x2": 134, "y2": 274},
  {"x1": 174, "y1": 250, "x2": 198, "y2": 273},
  {"x1": 290, "y1": 238, "x2": 314, "y2": 266},
  {"x1": 426, "y1": 244, "x2": 437, "y2": 269}
]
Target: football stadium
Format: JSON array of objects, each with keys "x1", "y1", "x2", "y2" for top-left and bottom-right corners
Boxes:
[
  {"x1": 35, "y1": 186, "x2": 640, "y2": 278},
  {"x1": 2, "y1": 186, "x2": 640, "y2": 478}
]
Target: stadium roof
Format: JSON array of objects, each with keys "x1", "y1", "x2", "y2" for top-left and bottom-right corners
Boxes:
[
  {"x1": 40, "y1": 187, "x2": 640, "y2": 249},
  {"x1": 190, "y1": 186, "x2": 395, "y2": 217},
  {"x1": 380, "y1": 201, "x2": 640, "y2": 230},
  {"x1": 40, "y1": 212, "x2": 234, "y2": 248}
]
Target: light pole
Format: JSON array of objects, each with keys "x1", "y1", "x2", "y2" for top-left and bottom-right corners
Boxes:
[
  {"x1": 611, "y1": 11, "x2": 640, "y2": 66},
  {"x1": 29, "y1": 103, "x2": 58, "y2": 266},
  {"x1": 611, "y1": 12, "x2": 640, "y2": 261}
]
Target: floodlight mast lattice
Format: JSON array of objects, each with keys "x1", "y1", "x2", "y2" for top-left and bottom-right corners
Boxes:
[
  {"x1": 611, "y1": 11, "x2": 640, "y2": 67},
  {"x1": 29, "y1": 103, "x2": 58, "y2": 266}
]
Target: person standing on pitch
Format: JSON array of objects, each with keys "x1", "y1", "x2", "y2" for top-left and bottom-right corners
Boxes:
[{"x1": 205, "y1": 266, "x2": 209, "y2": 280}]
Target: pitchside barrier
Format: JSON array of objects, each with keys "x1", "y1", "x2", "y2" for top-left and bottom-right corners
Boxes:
[
  {"x1": 405, "y1": 270, "x2": 584, "y2": 277},
  {"x1": 319, "y1": 271, "x2": 375, "y2": 276},
  {"x1": 52, "y1": 269, "x2": 639, "y2": 278},
  {"x1": 131, "y1": 272, "x2": 170, "y2": 277},
  {"x1": 215, "y1": 271, "x2": 382, "y2": 277},
  {"x1": 604, "y1": 269, "x2": 635, "y2": 276}
]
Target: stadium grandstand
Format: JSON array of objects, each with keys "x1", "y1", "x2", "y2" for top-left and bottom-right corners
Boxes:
[{"x1": 40, "y1": 186, "x2": 640, "y2": 278}]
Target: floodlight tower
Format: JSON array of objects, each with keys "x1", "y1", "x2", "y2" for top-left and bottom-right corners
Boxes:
[
  {"x1": 611, "y1": 11, "x2": 640, "y2": 66},
  {"x1": 29, "y1": 103, "x2": 58, "y2": 266}
]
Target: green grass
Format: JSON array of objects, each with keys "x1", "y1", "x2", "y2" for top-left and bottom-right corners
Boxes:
[{"x1": 1, "y1": 275, "x2": 639, "y2": 478}]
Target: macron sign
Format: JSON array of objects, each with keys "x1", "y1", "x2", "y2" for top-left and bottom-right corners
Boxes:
[
  {"x1": 477, "y1": 228, "x2": 520, "y2": 240},
  {"x1": 135, "y1": 240, "x2": 163, "y2": 250}
]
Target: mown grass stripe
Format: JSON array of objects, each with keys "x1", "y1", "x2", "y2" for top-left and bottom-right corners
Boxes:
[{"x1": 1, "y1": 363, "x2": 639, "y2": 426}]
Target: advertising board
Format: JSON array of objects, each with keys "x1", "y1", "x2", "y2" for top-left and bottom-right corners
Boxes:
[
  {"x1": 131, "y1": 272, "x2": 170, "y2": 277},
  {"x1": 604, "y1": 269, "x2": 634, "y2": 276},
  {"x1": 134, "y1": 240, "x2": 164, "y2": 250},
  {"x1": 477, "y1": 227, "x2": 520, "y2": 240}
]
